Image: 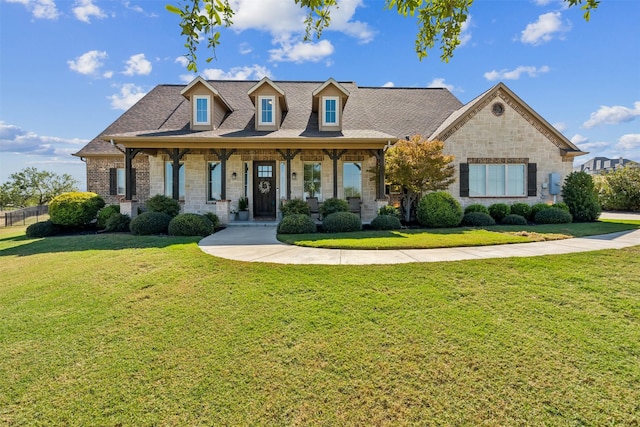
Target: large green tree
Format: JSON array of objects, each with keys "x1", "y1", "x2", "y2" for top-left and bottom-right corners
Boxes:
[
  {"x1": 385, "y1": 135, "x2": 456, "y2": 222},
  {"x1": 167, "y1": 0, "x2": 600, "y2": 71},
  {"x1": 0, "y1": 167, "x2": 79, "y2": 209}
]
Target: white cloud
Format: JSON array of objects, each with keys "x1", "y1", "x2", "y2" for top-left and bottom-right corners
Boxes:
[
  {"x1": 73, "y1": 0, "x2": 106, "y2": 23},
  {"x1": 617, "y1": 134, "x2": 640, "y2": 150},
  {"x1": 175, "y1": 56, "x2": 190, "y2": 67},
  {"x1": 484, "y1": 65, "x2": 550, "y2": 81},
  {"x1": 520, "y1": 12, "x2": 568, "y2": 45},
  {"x1": 123, "y1": 53, "x2": 152, "y2": 76},
  {"x1": 5, "y1": 0, "x2": 59, "y2": 19},
  {"x1": 179, "y1": 65, "x2": 272, "y2": 83},
  {"x1": 427, "y1": 78, "x2": 455, "y2": 91},
  {"x1": 239, "y1": 42, "x2": 253, "y2": 55},
  {"x1": 579, "y1": 141, "x2": 611, "y2": 151},
  {"x1": 553, "y1": 122, "x2": 567, "y2": 132},
  {"x1": 570, "y1": 134, "x2": 589, "y2": 145},
  {"x1": 107, "y1": 84, "x2": 146, "y2": 110},
  {"x1": 0, "y1": 121, "x2": 87, "y2": 156},
  {"x1": 321, "y1": 0, "x2": 375, "y2": 43},
  {"x1": 459, "y1": 15, "x2": 472, "y2": 47},
  {"x1": 583, "y1": 102, "x2": 640, "y2": 128},
  {"x1": 123, "y1": 0, "x2": 156, "y2": 16},
  {"x1": 67, "y1": 50, "x2": 111, "y2": 77},
  {"x1": 382, "y1": 81, "x2": 395, "y2": 88},
  {"x1": 269, "y1": 36, "x2": 334, "y2": 63},
  {"x1": 533, "y1": 0, "x2": 554, "y2": 5}
]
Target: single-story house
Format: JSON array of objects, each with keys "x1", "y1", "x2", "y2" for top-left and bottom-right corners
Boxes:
[{"x1": 73, "y1": 77, "x2": 586, "y2": 223}]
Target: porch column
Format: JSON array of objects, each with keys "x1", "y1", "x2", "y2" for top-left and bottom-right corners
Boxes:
[
  {"x1": 125, "y1": 148, "x2": 142, "y2": 200},
  {"x1": 323, "y1": 149, "x2": 347, "y2": 198},
  {"x1": 163, "y1": 148, "x2": 190, "y2": 201},
  {"x1": 368, "y1": 149, "x2": 386, "y2": 199},
  {"x1": 277, "y1": 149, "x2": 301, "y2": 200},
  {"x1": 211, "y1": 149, "x2": 236, "y2": 200}
]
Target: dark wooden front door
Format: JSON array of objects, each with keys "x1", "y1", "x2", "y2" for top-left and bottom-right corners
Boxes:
[{"x1": 253, "y1": 161, "x2": 276, "y2": 219}]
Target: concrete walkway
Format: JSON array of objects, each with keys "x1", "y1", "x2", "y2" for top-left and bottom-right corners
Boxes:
[{"x1": 198, "y1": 212, "x2": 640, "y2": 265}]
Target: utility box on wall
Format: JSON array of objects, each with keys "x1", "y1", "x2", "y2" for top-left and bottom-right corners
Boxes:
[{"x1": 549, "y1": 173, "x2": 561, "y2": 195}]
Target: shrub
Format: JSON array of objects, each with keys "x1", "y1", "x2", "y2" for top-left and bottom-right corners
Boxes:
[
  {"x1": 370, "y1": 215, "x2": 402, "y2": 230},
  {"x1": 203, "y1": 212, "x2": 220, "y2": 230},
  {"x1": 322, "y1": 211, "x2": 362, "y2": 233},
  {"x1": 145, "y1": 194, "x2": 181, "y2": 217},
  {"x1": 168, "y1": 213, "x2": 214, "y2": 236},
  {"x1": 49, "y1": 191, "x2": 105, "y2": 227},
  {"x1": 377, "y1": 205, "x2": 401, "y2": 219},
  {"x1": 416, "y1": 192, "x2": 463, "y2": 228},
  {"x1": 105, "y1": 213, "x2": 131, "y2": 232},
  {"x1": 281, "y1": 198, "x2": 310, "y2": 217},
  {"x1": 277, "y1": 214, "x2": 317, "y2": 234},
  {"x1": 129, "y1": 211, "x2": 172, "y2": 235},
  {"x1": 319, "y1": 198, "x2": 349, "y2": 218},
  {"x1": 552, "y1": 202, "x2": 570, "y2": 212},
  {"x1": 462, "y1": 212, "x2": 495, "y2": 227},
  {"x1": 26, "y1": 220, "x2": 58, "y2": 238},
  {"x1": 488, "y1": 203, "x2": 511, "y2": 222},
  {"x1": 595, "y1": 166, "x2": 640, "y2": 211},
  {"x1": 97, "y1": 204, "x2": 120, "y2": 228},
  {"x1": 562, "y1": 171, "x2": 601, "y2": 222},
  {"x1": 464, "y1": 203, "x2": 489, "y2": 215},
  {"x1": 501, "y1": 214, "x2": 527, "y2": 226},
  {"x1": 534, "y1": 207, "x2": 572, "y2": 224},
  {"x1": 510, "y1": 202, "x2": 531, "y2": 219},
  {"x1": 529, "y1": 203, "x2": 551, "y2": 221}
]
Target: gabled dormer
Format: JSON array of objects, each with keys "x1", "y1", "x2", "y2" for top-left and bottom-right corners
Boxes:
[
  {"x1": 312, "y1": 78, "x2": 350, "y2": 132},
  {"x1": 247, "y1": 77, "x2": 288, "y2": 131},
  {"x1": 181, "y1": 76, "x2": 233, "y2": 131}
]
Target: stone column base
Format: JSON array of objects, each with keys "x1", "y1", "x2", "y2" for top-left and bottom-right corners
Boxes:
[
  {"x1": 215, "y1": 200, "x2": 231, "y2": 224},
  {"x1": 120, "y1": 200, "x2": 139, "y2": 220}
]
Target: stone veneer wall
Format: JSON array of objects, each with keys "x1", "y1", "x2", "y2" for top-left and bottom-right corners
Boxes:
[
  {"x1": 442, "y1": 92, "x2": 574, "y2": 207},
  {"x1": 85, "y1": 155, "x2": 150, "y2": 205}
]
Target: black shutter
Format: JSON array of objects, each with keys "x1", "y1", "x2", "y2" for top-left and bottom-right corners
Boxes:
[
  {"x1": 459, "y1": 163, "x2": 469, "y2": 197},
  {"x1": 109, "y1": 168, "x2": 117, "y2": 195},
  {"x1": 527, "y1": 163, "x2": 537, "y2": 196},
  {"x1": 131, "y1": 168, "x2": 137, "y2": 196}
]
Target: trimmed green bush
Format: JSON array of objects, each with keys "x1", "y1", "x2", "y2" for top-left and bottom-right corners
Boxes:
[
  {"x1": 377, "y1": 205, "x2": 401, "y2": 219},
  {"x1": 562, "y1": 171, "x2": 601, "y2": 222},
  {"x1": 464, "y1": 203, "x2": 489, "y2": 215},
  {"x1": 534, "y1": 207, "x2": 572, "y2": 224},
  {"x1": 281, "y1": 198, "x2": 311, "y2": 217},
  {"x1": 417, "y1": 192, "x2": 463, "y2": 228},
  {"x1": 145, "y1": 194, "x2": 181, "y2": 217},
  {"x1": 49, "y1": 191, "x2": 105, "y2": 227},
  {"x1": 203, "y1": 212, "x2": 220, "y2": 230},
  {"x1": 26, "y1": 220, "x2": 59, "y2": 238},
  {"x1": 97, "y1": 204, "x2": 120, "y2": 228},
  {"x1": 594, "y1": 166, "x2": 640, "y2": 211},
  {"x1": 510, "y1": 202, "x2": 531, "y2": 219},
  {"x1": 319, "y1": 198, "x2": 349, "y2": 218},
  {"x1": 370, "y1": 215, "x2": 402, "y2": 230},
  {"x1": 552, "y1": 202, "x2": 570, "y2": 212},
  {"x1": 322, "y1": 211, "x2": 362, "y2": 233},
  {"x1": 130, "y1": 211, "x2": 172, "y2": 235},
  {"x1": 168, "y1": 213, "x2": 214, "y2": 236},
  {"x1": 462, "y1": 212, "x2": 495, "y2": 227},
  {"x1": 277, "y1": 214, "x2": 317, "y2": 234},
  {"x1": 529, "y1": 203, "x2": 551, "y2": 221},
  {"x1": 104, "y1": 213, "x2": 130, "y2": 232},
  {"x1": 501, "y1": 214, "x2": 528, "y2": 225},
  {"x1": 488, "y1": 203, "x2": 511, "y2": 222}
]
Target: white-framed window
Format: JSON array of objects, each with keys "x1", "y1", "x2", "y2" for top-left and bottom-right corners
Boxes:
[
  {"x1": 116, "y1": 168, "x2": 125, "y2": 195},
  {"x1": 323, "y1": 96, "x2": 339, "y2": 126},
  {"x1": 193, "y1": 95, "x2": 211, "y2": 125},
  {"x1": 208, "y1": 161, "x2": 222, "y2": 201},
  {"x1": 343, "y1": 162, "x2": 361, "y2": 197},
  {"x1": 165, "y1": 162, "x2": 185, "y2": 199},
  {"x1": 258, "y1": 96, "x2": 275, "y2": 125},
  {"x1": 469, "y1": 164, "x2": 525, "y2": 197},
  {"x1": 304, "y1": 163, "x2": 322, "y2": 199}
]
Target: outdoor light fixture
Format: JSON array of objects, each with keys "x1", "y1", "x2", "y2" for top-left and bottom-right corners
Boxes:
[
  {"x1": 232, "y1": 172, "x2": 237, "y2": 180},
  {"x1": 291, "y1": 172, "x2": 297, "y2": 180}
]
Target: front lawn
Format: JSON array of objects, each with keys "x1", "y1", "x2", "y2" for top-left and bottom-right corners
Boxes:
[
  {"x1": 278, "y1": 221, "x2": 639, "y2": 249},
  {"x1": 1, "y1": 227, "x2": 639, "y2": 425}
]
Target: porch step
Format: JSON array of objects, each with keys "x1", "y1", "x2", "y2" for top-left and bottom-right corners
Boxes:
[{"x1": 225, "y1": 221, "x2": 279, "y2": 227}]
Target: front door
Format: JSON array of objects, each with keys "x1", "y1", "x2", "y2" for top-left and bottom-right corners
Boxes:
[{"x1": 253, "y1": 161, "x2": 276, "y2": 219}]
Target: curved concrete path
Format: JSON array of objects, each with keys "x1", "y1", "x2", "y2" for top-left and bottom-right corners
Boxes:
[{"x1": 198, "y1": 213, "x2": 640, "y2": 265}]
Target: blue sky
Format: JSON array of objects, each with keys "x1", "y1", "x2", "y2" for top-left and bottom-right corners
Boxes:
[{"x1": 1, "y1": 0, "x2": 639, "y2": 190}]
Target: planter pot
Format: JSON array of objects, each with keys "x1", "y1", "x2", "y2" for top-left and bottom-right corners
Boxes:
[
  {"x1": 238, "y1": 210, "x2": 249, "y2": 221},
  {"x1": 230, "y1": 213, "x2": 238, "y2": 221}
]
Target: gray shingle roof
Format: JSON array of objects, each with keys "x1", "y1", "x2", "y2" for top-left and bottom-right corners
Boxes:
[{"x1": 74, "y1": 80, "x2": 463, "y2": 156}]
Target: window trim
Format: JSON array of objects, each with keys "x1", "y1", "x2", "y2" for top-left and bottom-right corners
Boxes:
[
  {"x1": 258, "y1": 95, "x2": 275, "y2": 125},
  {"x1": 322, "y1": 96, "x2": 339, "y2": 126},
  {"x1": 193, "y1": 95, "x2": 211, "y2": 125}
]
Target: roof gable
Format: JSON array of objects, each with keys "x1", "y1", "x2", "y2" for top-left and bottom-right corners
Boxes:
[
  {"x1": 247, "y1": 76, "x2": 288, "y2": 111},
  {"x1": 180, "y1": 76, "x2": 233, "y2": 112}
]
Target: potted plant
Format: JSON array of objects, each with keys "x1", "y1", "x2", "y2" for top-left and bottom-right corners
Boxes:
[
  {"x1": 229, "y1": 207, "x2": 238, "y2": 221},
  {"x1": 238, "y1": 196, "x2": 249, "y2": 221}
]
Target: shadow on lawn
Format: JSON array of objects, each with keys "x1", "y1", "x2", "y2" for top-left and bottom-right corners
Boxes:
[
  {"x1": 288, "y1": 227, "x2": 472, "y2": 242},
  {"x1": 0, "y1": 233, "x2": 200, "y2": 257}
]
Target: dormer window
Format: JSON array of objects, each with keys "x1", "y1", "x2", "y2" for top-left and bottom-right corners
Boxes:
[
  {"x1": 259, "y1": 96, "x2": 275, "y2": 125},
  {"x1": 323, "y1": 96, "x2": 339, "y2": 126},
  {"x1": 193, "y1": 95, "x2": 210, "y2": 125}
]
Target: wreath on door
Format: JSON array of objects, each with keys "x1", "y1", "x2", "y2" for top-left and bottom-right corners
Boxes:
[{"x1": 258, "y1": 180, "x2": 271, "y2": 194}]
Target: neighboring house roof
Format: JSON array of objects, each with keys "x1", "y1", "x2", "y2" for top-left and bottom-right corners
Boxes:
[
  {"x1": 430, "y1": 82, "x2": 587, "y2": 160},
  {"x1": 576, "y1": 156, "x2": 635, "y2": 173},
  {"x1": 74, "y1": 80, "x2": 463, "y2": 157}
]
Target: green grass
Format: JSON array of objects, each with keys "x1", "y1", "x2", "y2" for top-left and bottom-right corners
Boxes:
[
  {"x1": 1, "y1": 227, "x2": 639, "y2": 425},
  {"x1": 278, "y1": 221, "x2": 639, "y2": 249}
]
